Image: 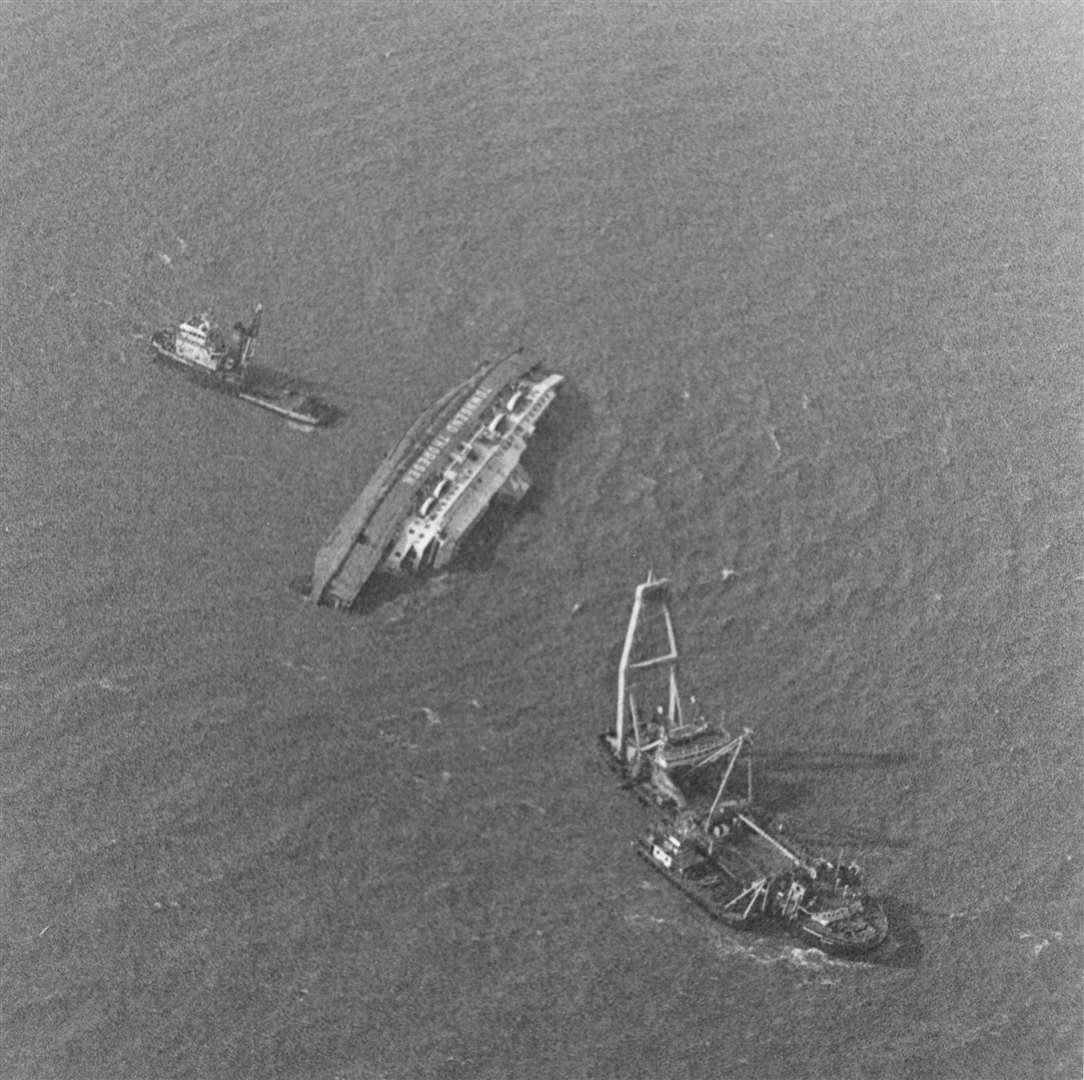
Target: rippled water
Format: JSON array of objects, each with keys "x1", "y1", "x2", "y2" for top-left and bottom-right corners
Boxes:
[{"x1": 2, "y1": 3, "x2": 1081, "y2": 1078}]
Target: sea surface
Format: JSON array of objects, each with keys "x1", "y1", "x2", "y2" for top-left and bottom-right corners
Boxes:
[{"x1": 1, "y1": 2, "x2": 1081, "y2": 1078}]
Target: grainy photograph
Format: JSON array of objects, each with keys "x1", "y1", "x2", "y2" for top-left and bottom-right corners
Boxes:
[{"x1": 2, "y1": 2, "x2": 1080, "y2": 1078}]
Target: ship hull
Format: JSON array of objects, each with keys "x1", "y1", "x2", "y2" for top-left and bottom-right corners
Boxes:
[
  {"x1": 611, "y1": 735, "x2": 889, "y2": 957},
  {"x1": 634, "y1": 824, "x2": 888, "y2": 956},
  {"x1": 310, "y1": 350, "x2": 561, "y2": 609}
]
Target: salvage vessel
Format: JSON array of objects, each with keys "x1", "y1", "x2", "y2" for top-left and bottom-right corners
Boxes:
[
  {"x1": 636, "y1": 793, "x2": 888, "y2": 955},
  {"x1": 602, "y1": 575, "x2": 888, "y2": 955},
  {"x1": 150, "y1": 304, "x2": 336, "y2": 427},
  {"x1": 310, "y1": 348, "x2": 562, "y2": 609}
]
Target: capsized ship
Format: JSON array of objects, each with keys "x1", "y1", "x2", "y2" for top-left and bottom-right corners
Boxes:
[
  {"x1": 150, "y1": 304, "x2": 337, "y2": 427},
  {"x1": 602, "y1": 575, "x2": 888, "y2": 955},
  {"x1": 310, "y1": 348, "x2": 562, "y2": 609}
]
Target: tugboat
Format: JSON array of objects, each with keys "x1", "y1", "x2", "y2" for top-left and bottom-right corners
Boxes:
[
  {"x1": 603, "y1": 575, "x2": 888, "y2": 956},
  {"x1": 150, "y1": 304, "x2": 336, "y2": 427}
]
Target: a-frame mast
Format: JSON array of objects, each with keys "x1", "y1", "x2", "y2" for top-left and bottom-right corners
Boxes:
[{"x1": 614, "y1": 573, "x2": 680, "y2": 755}]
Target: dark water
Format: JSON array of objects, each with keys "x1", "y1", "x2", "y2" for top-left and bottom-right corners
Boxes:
[{"x1": 2, "y1": 2, "x2": 1081, "y2": 1078}]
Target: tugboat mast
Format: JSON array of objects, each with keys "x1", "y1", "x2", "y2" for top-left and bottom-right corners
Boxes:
[{"x1": 240, "y1": 303, "x2": 262, "y2": 367}]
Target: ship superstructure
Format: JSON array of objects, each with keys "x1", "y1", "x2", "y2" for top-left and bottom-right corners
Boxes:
[
  {"x1": 310, "y1": 349, "x2": 562, "y2": 609},
  {"x1": 152, "y1": 306, "x2": 259, "y2": 374}
]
